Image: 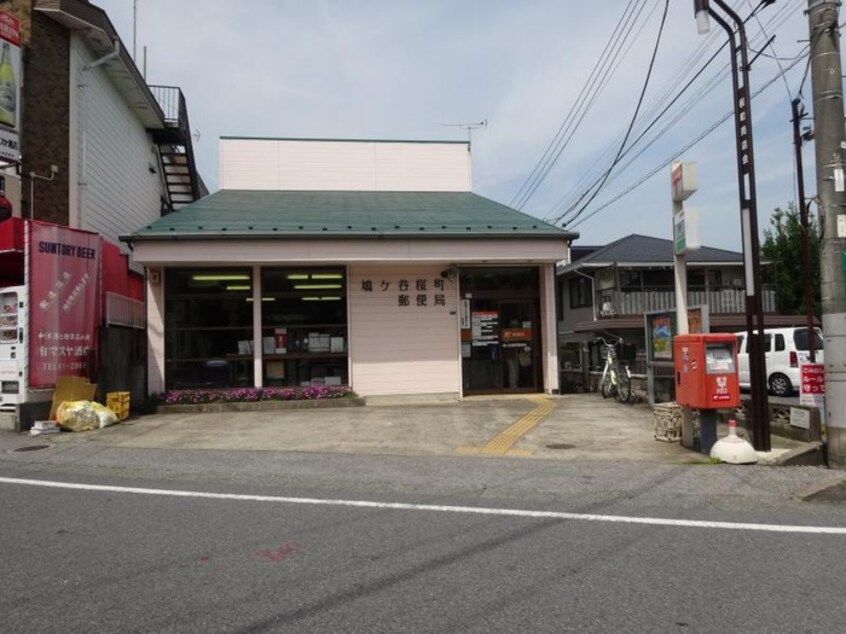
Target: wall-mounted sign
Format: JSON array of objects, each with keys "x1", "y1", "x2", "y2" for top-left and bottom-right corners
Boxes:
[
  {"x1": 471, "y1": 311, "x2": 498, "y2": 347},
  {"x1": 0, "y1": 11, "x2": 20, "y2": 163},
  {"x1": 459, "y1": 299, "x2": 470, "y2": 329},
  {"x1": 360, "y1": 276, "x2": 448, "y2": 309}
]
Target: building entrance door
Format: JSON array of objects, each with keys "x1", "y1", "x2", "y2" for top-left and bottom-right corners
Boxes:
[{"x1": 462, "y1": 296, "x2": 540, "y2": 395}]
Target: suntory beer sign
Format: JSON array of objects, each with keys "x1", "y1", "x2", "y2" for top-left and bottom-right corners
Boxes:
[{"x1": 0, "y1": 11, "x2": 20, "y2": 162}]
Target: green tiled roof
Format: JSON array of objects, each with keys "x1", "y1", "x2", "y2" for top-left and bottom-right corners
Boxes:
[{"x1": 126, "y1": 190, "x2": 575, "y2": 241}]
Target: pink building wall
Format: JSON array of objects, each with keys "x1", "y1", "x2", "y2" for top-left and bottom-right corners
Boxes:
[{"x1": 348, "y1": 265, "x2": 460, "y2": 396}]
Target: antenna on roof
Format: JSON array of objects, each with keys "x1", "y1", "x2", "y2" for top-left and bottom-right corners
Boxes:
[
  {"x1": 133, "y1": 0, "x2": 137, "y2": 60},
  {"x1": 443, "y1": 119, "x2": 487, "y2": 144}
]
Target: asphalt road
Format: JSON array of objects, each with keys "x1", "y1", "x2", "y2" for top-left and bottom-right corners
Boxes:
[{"x1": 2, "y1": 444, "x2": 846, "y2": 633}]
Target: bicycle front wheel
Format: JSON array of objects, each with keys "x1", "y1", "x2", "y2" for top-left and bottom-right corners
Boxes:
[
  {"x1": 616, "y1": 367, "x2": 632, "y2": 403},
  {"x1": 600, "y1": 374, "x2": 614, "y2": 399}
]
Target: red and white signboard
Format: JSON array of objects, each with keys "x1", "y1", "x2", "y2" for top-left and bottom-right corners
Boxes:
[
  {"x1": 28, "y1": 222, "x2": 101, "y2": 388},
  {"x1": 800, "y1": 363, "x2": 826, "y2": 409},
  {"x1": 0, "y1": 10, "x2": 21, "y2": 162}
]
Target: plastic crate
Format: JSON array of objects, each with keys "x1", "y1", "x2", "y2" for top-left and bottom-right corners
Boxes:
[{"x1": 106, "y1": 391, "x2": 130, "y2": 421}]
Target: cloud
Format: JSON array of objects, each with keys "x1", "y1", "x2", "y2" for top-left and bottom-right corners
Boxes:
[{"x1": 95, "y1": 0, "x2": 811, "y2": 251}]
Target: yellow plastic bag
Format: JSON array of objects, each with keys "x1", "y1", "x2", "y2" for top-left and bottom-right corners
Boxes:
[{"x1": 56, "y1": 400, "x2": 118, "y2": 431}]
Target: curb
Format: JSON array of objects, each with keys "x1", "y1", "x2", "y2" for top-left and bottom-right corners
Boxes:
[
  {"x1": 793, "y1": 473, "x2": 846, "y2": 502},
  {"x1": 156, "y1": 397, "x2": 366, "y2": 414},
  {"x1": 774, "y1": 441, "x2": 825, "y2": 467}
]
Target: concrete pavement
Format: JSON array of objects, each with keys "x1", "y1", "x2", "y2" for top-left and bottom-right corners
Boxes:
[{"x1": 15, "y1": 393, "x2": 806, "y2": 463}]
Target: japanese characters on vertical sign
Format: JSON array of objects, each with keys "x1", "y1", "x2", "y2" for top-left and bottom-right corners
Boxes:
[
  {"x1": 359, "y1": 275, "x2": 448, "y2": 309},
  {"x1": 29, "y1": 223, "x2": 101, "y2": 387},
  {"x1": 799, "y1": 363, "x2": 825, "y2": 409},
  {"x1": 0, "y1": 11, "x2": 21, "y2": 162}
]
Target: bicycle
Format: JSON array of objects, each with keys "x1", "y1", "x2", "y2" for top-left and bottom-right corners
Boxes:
[{"x1": 596, "y1": 337, "x2": 632, "y2": 403}]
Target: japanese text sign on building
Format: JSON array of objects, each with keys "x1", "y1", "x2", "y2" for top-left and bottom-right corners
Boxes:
[
  {"x1": 360, "y1": 276, "x2": 448, "y2": 309},
  {"x1": 0, "y1": 11, "x2": 21, "y2": 162},
  {"x1": 29, "y1": 222, "x2": 101, "y2": 388}
]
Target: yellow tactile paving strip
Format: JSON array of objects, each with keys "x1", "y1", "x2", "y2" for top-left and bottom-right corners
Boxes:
[{"x1": 456, "y1": 395, "x2": 556, "y2": 457}]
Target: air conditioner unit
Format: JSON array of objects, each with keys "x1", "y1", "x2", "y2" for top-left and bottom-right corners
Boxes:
[{"x1": 600, "y1": 301, "x2": 616, "y2": 316}]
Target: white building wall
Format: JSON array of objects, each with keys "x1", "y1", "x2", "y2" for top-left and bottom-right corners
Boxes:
[
  {"x1": 348, "y1": 264, "x2": 460, "y2": 396},
  {"x1": 71, "y1": 35, "x2": 164, "y2": 246},
  {"x1": 220, "y1": 138, "x2": 471, "y2": 192}
]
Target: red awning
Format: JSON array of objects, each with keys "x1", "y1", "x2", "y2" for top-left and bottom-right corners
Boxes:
[
  {"x1": 0, "y1": 217, "x2": 24, "y2": 254},
  {"x1": 0, "y1": 218, "x2": 24, "y2": 285}
]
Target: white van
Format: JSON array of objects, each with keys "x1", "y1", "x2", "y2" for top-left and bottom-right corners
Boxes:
[{"x1": 735, "y1": 327, "x2": 824, "y2": 396}]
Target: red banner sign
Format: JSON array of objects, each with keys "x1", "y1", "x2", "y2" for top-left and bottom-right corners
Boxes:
[
  {"x1": 800, "y1": 363, "x2": 825, "y2": 408},
  {"x1": 0, "y1": 12, "x2": 20, "y2": 47},
  {"x1": 28, "y1": 222, "x2": 100, "y2": 387}
]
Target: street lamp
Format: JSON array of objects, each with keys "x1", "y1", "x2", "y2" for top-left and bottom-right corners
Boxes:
[{"x1": 692, "y1": 0, "x2": 771, "y2": 451}]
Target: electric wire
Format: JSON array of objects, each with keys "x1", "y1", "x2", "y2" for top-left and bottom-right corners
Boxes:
[
  {"x1": 566, "y1": 45, "x2": 813, "y2": 231},
  {"x1": 509, "y1": 0, "x2": 640, "y2": 209},
  {"x1": 549, "y1": 0, "x2": 804, "y2": 226},
  {"x1": 510, "y1": 0, "x2": 658, "y2": 211},
  {"x1": 552, "y1": 0, "x2": 670, "y2": 228}
]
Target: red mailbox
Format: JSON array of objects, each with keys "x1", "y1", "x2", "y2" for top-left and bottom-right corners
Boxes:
[{"x1": 674, "y1": 334, "x2": 740, "y2": 409}]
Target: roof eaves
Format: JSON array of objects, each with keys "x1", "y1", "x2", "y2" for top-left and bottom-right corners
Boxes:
[{"x1": 35, "y1": 0, "x2": 166, "y2": 128}]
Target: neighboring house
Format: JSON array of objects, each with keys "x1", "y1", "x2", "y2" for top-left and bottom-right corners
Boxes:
[
  {"x1": 0, "y1": 0, "x2": 204, "y2": 428},
  {"x1": 122, "y1": 137, "x2": 576, "y2": 399},
  {"x1": 556, "y1": 234, "x2": 808, "y2": 390},
  {"x1": 3, "y1": 0, "x2": 206, "y2": 235}
]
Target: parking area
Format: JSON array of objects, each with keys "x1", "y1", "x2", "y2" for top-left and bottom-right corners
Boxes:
[{"x1": 21, "y1": 392, "x2": 800, "y2": 463}]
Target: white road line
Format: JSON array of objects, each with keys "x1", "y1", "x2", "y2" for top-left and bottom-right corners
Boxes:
[{"x1": 1, "y1": 476, "x2": 843, "y2": 535}]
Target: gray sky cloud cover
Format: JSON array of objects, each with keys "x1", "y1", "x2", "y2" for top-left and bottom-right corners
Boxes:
[{"x1": 96, "y1": 0, "x2": 815, "y2": 251}]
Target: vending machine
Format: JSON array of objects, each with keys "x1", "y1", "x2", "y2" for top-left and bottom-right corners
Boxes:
[{"x1": 0, "y1": 285, "x2": 25, "y2": 410}]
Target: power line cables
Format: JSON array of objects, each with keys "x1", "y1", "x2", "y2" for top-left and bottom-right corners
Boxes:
[
  {"x1": 548, "y1": 0, "x2": 803, "y2": 227},
  {"x1": 566, "y1": 44, "x2": 813, "y2": 231},
  {"x1": 551, "y1": 0, "x2": 671, "y2": 229},
  {"x1": 509, "y1": 0, "x2": 658, "y2": 211}
]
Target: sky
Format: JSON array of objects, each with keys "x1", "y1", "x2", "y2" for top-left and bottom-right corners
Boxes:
[{"x1": 95, "y1": 0, "x2": 819, "y2": 252}]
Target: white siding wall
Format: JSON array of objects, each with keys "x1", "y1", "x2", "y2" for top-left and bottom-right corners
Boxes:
[
  {"x1": 348, "y1": 265, "x2": 460, "y2": 396},
  {"x1": 72, "y1": 35, "x2": 164, "y2": 246},
  {"x1": 220, "y1": 139, "x2": 471, "y2": 192}
]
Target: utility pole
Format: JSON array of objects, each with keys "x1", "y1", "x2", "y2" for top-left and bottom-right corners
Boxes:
[
  {"x1": 808, "y1": 0, "x2": 846, "y2": 466},
  {"x1": 791, "y1": 98, "x2": 816, "y2": 364},
  {"x1": 693, "y1": 0, "x2": 770, "y2": 450}
]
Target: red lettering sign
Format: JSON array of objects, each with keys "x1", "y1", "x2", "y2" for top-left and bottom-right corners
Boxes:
[
  {"x1": 0, "y1": 12, "x2": 20, "y2": 47},
  {"x1": 28, "y1": 222, "x2": 100, "y2": 387}
]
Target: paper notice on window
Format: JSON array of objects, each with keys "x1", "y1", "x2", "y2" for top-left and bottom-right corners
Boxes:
[{"x1": 835, "y1": 168, "x2": 845, "y2": 193}]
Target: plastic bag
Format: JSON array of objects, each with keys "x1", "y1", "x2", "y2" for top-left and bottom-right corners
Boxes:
[{"x1": 56, "y1": 400, "x2": 118, "y2": 431}]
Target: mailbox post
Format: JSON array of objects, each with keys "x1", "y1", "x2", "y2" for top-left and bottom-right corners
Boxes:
[{"x1": 674, "y1": 334, "x2": 741, "y2": 454}]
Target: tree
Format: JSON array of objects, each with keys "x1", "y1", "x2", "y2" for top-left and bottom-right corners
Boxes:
[{"x1": 761, "y1": 202, "x2": 821, "y2": 317}]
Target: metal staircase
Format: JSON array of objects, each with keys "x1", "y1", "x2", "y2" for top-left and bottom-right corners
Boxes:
[{"x1": 149, "y1": 86, "x2": 207, "y2": 213}]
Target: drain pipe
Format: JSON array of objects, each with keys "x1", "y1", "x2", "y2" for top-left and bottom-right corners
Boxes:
[{"x1": 84, "y1": 39, "x2": 120, "y2": 70}]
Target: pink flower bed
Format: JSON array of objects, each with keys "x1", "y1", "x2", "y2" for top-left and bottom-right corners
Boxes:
[{"x1": 153, "y1": 385, "x2": 353, "y2": 406}]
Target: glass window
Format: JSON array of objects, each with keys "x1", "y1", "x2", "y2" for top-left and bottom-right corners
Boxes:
[
  {"x1": 643, "y1": 269, "x2": 673, "y2": 289},
  {"x1": 260, "y1": 267, "x2": 348, "y2": 388},
  {"x1": 569, "y1": 277, "x2": 593, "y2": 309},
  {"x1": 775, "y1": 334, "x2": 785, "y2": 351},
  {"x1": 165, "y1": 268, "x2": 255, "y2": 390},
  {"x1": 794, "y1": 328, "x2": 824, "y2": 351},
  {"x1": 460, "y1": 267, "x2": 539, "y2": 295},
  {"x1": 619, "y1": 270, "x2": 641, "y2": 290}
]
